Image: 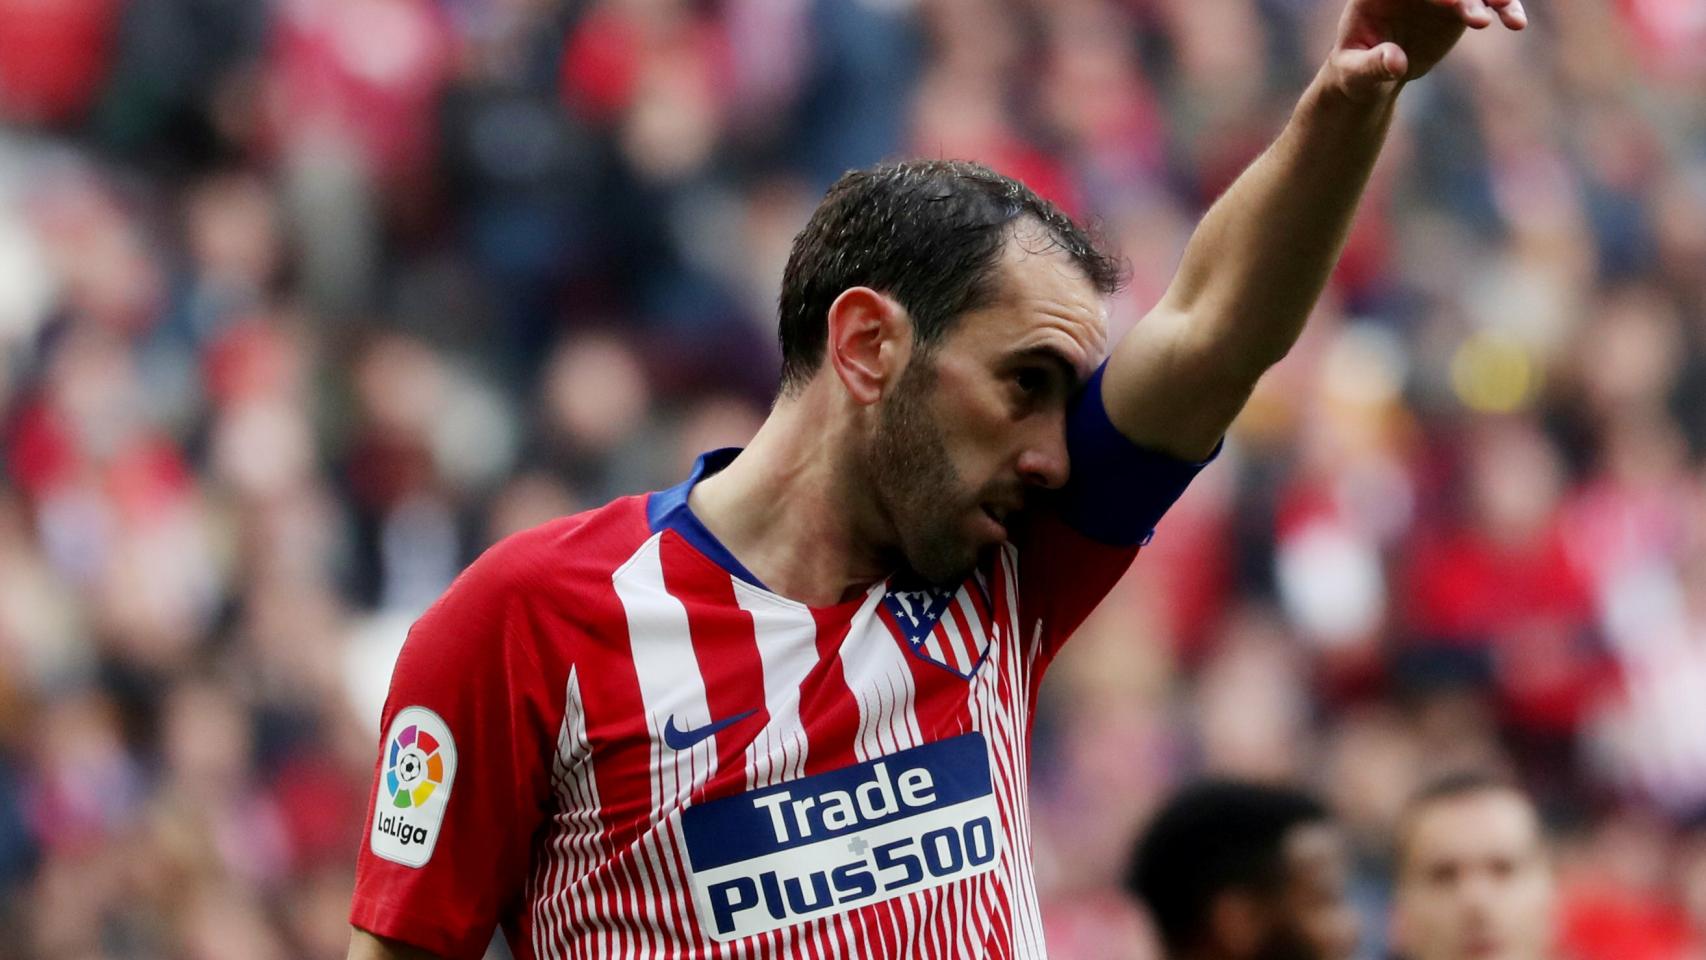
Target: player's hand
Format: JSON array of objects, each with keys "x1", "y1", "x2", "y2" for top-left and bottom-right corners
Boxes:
[{"x1": 1326, "y1": 0, "x2": 1526, "y2": 102}]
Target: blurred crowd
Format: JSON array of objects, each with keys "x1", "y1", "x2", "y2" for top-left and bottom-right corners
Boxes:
[{"x1": 0, "y1": 0, "x2": 1703, "y2": 957}]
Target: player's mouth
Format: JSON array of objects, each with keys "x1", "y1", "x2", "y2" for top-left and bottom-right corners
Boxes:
[{"x1": 979, "y1": 504, "x2": 1011, "y2": 541}]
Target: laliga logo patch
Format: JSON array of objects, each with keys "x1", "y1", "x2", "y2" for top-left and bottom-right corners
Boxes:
[
  {"x1": 370, "y1": 706, "x2": 457, "y2": 868},
  {"x1": 680, "y1": 733, "x2": 1005, "y2": 941}
]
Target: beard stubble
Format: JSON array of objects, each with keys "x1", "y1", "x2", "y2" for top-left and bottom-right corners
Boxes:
[{"x1": 867, "y1": 356, "x2": 985, "y2": 587}]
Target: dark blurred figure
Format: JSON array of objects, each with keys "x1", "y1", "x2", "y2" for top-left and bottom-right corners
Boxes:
[
  {"x1": 1128, "y1": 780, "x2": 1361, "y2": 960},
  {"x1": 1391, "y1": 772, "x2": 1556, "y2": 960}
]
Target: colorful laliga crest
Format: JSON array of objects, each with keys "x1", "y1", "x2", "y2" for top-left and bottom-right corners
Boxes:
[{"x1": 386, "y1": 723, "x2": 446, "y2": 809}]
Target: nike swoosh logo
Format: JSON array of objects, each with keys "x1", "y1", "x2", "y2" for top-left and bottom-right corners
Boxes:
[{"x1": 662, "y1": 709, "x2": 757, "y2": 751}]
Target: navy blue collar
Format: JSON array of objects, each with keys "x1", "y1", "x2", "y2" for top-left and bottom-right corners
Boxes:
[{"x1": 646, "y1": 448, "x2": 769, "y2": 590}]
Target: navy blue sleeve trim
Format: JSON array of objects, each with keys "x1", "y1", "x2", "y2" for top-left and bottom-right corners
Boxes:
[
  {"x1": 647, "y1": 448, "x2": 771, "y2": 590},
  {"x1": 1053, "y1": 362, "x2": 1221, "y2": 547}
]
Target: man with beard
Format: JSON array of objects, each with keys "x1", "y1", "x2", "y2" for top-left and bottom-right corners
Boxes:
[
  {"x1": 347, "y1": 1, "x2": 1528, "y2": 957},
  {"x1": 1129, "y1": 781, "x2": 1362, "y2": 960},
  {"x1": 1392, "y1": 773, "x2": 1557, "y2": 960}
]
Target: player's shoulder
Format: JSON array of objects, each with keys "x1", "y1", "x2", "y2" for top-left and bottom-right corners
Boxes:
[
  {"x1": 408, "y1": 494, "x2": 653, "y2": 654},
  {"x1": 468, "y1": 492, "x2": 656, "y2": 595},
  {"x1": 393, "y1": 497, "x2": 654, "y2": 688}
]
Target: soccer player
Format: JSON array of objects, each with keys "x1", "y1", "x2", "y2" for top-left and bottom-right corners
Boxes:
[
  {"x1": 348, "y1": 1, "x2": 1527, "y2": 957},
  {"x1": 1127, "y1": 781, "x2": 1361, "y2": 960},
  {"x1": 1391, "y1": 773, "x2": 1557, "y2": 960}
]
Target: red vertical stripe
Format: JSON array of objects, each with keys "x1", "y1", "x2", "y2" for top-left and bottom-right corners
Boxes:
[
  {"x1": 929, "y1": 624, "x2": 966, "y2": 674},
  {"x1": 902, "y1": 655, "x2": 975, "y2": 745},
  {"x1": 572, "y1": 566, "x2": 654, "y2": 954},
  {"x1": 798, "y1": 610, "x2": 864, "y2": 775}
]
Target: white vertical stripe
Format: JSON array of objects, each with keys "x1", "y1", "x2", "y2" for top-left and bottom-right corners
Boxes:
[
  {"x1": 954, "y1": 592, "x2": 990, "y2": 664},
  {"x1": 532, "y1": 668, "x2": 573, "y2": 958},
  {"x1": 1000, "y1": 544, "x2": 1049, "y2": 957},
  {"x1": 963, "y1": 669, "x2": 1001, "y2": 955},
  {"x1": 613, "y1": 535, "x2": 718, "y2": 775},
  {"x1": 834, "y1": 908, "x2": 859, "y2": 957},
  {"x1": 840, "y1": 587, "x2": 925, "y2": 762},
  {"x1": 846, "y1": 586, "x2": 932, "y2": 954},
  {"x1": 948, "y1": 543, "x2": 1035, "y2": 958},
  {"x1": 733, "y1": 582, "x2": 819, "y2": 789},
  {"x1": 555, "y1": 671, "x2": 593, "y2": 958},
  {"x1": 937, "y1": 610, "x2": 974, "y2": 673},
  {"x1": 532, "y1": 665, "x2": 620, "y2": 959},
  {"x1": 1005, "y1": 550, "x2": 1044, "y2": 956},
  {"x1": 612, "y1": 535, "x2": 717, "y2": 954}
]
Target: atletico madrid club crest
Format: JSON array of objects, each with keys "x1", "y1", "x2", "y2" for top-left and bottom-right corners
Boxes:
[{"x1": 880, "y1": 575, "x2": 999, "y2": 679}]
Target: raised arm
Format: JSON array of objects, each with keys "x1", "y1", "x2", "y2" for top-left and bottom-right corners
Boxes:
[{"x1": 1102, "y1": 0, "x2": 1526, "y2": 461}]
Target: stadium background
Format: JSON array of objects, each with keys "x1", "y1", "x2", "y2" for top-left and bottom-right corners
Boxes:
[{"x1": 0, "y1": 0, "x2": 1703, "y2": 956}]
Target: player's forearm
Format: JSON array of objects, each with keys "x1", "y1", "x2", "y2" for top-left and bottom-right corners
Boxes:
[
  {"x1": 1102, "y1": 69, "x2": 1400, "y2": 460},
  {"x1": 1162, "y1": 68, "x2": 1397, "y2": 370}
]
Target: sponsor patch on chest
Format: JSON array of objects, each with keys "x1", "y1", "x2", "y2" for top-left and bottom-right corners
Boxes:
[{"x1": 680, "y1": 733, "x2": 1004, "y2": 941}]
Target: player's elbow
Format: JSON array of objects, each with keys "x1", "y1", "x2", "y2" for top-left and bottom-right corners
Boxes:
[
  {"x1": 347, "y1": 928, "x2": 448, "y2": 960},
  {"x1": 1144, "y1": 305, "x2": 1279, "y2": 401}
]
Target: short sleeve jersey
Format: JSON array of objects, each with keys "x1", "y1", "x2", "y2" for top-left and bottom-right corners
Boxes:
[{"x1": 349, "y1": 365, "x2": 1212, "y2": 959}]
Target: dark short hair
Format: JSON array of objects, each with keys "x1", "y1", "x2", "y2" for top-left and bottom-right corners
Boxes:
[
  {"x1": 776, "y1": 159, "x2": 1126, "y2": 393},
  {"x1": 1128, "y1": 780, "x2": 1332, "y2": 955},
  {"x1": 1394, "y1": 769, "x2": 1530, "y2": 870}
]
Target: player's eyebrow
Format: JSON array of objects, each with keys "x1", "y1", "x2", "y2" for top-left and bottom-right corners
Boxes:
[{"x1": 1007, "y1": 344, "x2": 1090, "y2": 384}]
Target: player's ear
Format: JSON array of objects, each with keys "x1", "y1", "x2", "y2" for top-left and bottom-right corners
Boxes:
[
  {"x1": 825, "y1": 286, "x2": 912, "y2": 406},
  {"x1": 1207, "y1": 890, "x2": 1268, "y2": 958}
]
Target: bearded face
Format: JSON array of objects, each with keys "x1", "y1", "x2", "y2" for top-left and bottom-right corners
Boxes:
[
  {"x1": 865, "y1": 354, "x2": 997, "y2": 587},
  {"x1": 856, "y1": 233, "x2": 1107, "y2": 588}
]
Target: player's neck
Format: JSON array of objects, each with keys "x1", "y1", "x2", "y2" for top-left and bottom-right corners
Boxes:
[{"x1": 688, "y1": 391, "x2": 892, "y2": 606}]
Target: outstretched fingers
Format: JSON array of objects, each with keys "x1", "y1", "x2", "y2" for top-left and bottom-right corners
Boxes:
[
  {"x1": 1455, "y1": 0, "x2": 1495, "y2": 29},
  {"x1": 1481, "y1": 0, "x2": 1529, "y2": 29}
]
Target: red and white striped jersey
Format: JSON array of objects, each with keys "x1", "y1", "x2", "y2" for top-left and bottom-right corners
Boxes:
[{"x1": 351, "y1": 370, "x2": 1211, "y2": 959}]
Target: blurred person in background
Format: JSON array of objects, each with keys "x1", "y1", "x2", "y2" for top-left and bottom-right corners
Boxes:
[
  {"x1": 1391, "y1": 771, "x2": 1557, "y2": 960},
  {"x1": 1128, "y1": 780, "x2": 1361, "y2": 960}
]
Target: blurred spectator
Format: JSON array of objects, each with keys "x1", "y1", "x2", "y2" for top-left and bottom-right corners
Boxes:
[
  {"x1": 1392, "y1": 771, "x2": 1558, "y2": 960},
  {"x1": 0, "y1": 0, "x2": 119, "y2": 127},
  {"x1": 1128, "y1": 780, "x2": 1360, "y2": 960}
]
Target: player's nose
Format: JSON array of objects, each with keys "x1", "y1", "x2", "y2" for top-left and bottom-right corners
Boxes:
[{"x1": 1016, "y1": 421, "x2": 1070, "y2": 490}]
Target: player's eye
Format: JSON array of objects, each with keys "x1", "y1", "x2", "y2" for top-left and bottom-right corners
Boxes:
[
  {"x1": 1427, "y1": 863, "x2": 1460, "y2": 887},
  {"x1": 1013, "y1": 368, "x2": 1048, "y2": 396}
]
